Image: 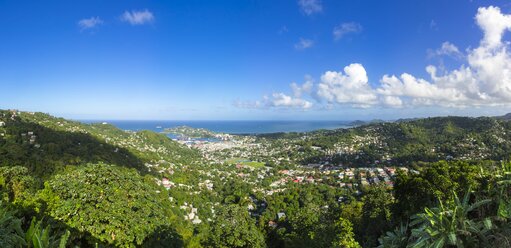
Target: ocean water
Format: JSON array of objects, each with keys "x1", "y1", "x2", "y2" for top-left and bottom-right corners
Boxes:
[{"x1": 80, "y1": 120, "x2": 353, "y2": 134}]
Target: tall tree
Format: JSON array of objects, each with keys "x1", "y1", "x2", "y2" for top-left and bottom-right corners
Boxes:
[{"x1": 205, "y1": 204, "x2": 265, "y2": 248}]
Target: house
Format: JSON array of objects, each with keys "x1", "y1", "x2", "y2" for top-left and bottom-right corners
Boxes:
[
  {"x1": 161, "y1": 178, "x2": 174, "y2": 189},
  {"x1": 192, "y1": 217, "x2": 202, "y2": 224},
  {"x1": 292, "y1": 176, "x2": 304, "y2": 183},
  {"x1": 385, "y1": 167, "x2": 397, "y2": 177},
  {"x1": 277, "y1": 212, "x2": 286, "y2": 220}
]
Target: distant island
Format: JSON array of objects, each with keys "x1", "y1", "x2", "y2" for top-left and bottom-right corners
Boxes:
[{"x1": 348, "y1": 119, "x2": 386, "y2": 126}]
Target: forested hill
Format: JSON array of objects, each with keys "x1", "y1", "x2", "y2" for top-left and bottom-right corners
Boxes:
[
  {"x1": 0, "y1": 110, "x2": 205, "y2": 247},
  {"x1": 265, "y1": 115, "x2": 511, "y2": 165},
  {"x1": 3, "y1": 109, "x2": 511, "y2": 175},
  {"x1": 351, "y1": 116, "x2": 511, "y2": 162},
  {"x1": 2, "y1": 110, "x2": 511, "y2": 247},
  {"x1": 0, "y1": 110, "x2": 201, "y2": 177}
]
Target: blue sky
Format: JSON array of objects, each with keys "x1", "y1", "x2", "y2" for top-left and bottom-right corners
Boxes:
[{"x1": 1, "y1": 0, "x2": 511, "y2": 120}]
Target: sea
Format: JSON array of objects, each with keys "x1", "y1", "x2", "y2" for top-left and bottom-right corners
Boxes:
[{"x1": 79, "y1": 120, "x2": 354, "y2": 134}]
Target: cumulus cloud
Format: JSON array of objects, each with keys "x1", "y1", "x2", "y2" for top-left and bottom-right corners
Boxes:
[
  {"x1": 382, "y1": 96, "x2": 403, "y2": 107},
  {"x1": 295, "y1": 38, "x2": 314, "y2": 50},
  {"x1": 333, "y1": 22, "x2": 362, "y2": 40},
  {"x1": 377, "y1": 6, "x2": 511, "y2": 107},
  {"x1": 269, "y1": 93, "x2": 313, "y2": 109},
  {"x1": 317, "y1": 6, "x2": 511, "y2": 108},
  {"x1": 476, "y1": 6, "x2": 511, "y2": 48},
  {"x1": 236, "y1": 6, "x2": 511, "y2": 111},
  {"x1": 78, "y1": 17, "x2": 103, "y2": 31},
  {"x1": 121, "y1": 9, "x2": 154, "y2": 25},
  {"x1": 316, "y1": 63, "x2": 378, "y2": 106},
  {"x1": 298, "y1": 0, "x2": 322, "y2": 16}
]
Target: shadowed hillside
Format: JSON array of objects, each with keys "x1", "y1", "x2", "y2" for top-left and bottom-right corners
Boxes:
[{"x1": 0, "y1": 110, "x2": 201, "y2": 178}]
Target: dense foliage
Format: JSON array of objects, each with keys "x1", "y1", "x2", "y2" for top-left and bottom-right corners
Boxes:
[
  {"x1": 1, "y1": 110, "x2": 511, "y2": 247},
  {"x1": 379, "y1": 162, "x2": 511, "y2": 247},
  {"x1": 204, "y1": 204, "x2": 265, "y2": 247},
  {"x1": 263, "y1": 116, "x2": 511, "y2": 166},
  {"x1": 39, "y1": 163, "x2": 180, "y2": 247}
]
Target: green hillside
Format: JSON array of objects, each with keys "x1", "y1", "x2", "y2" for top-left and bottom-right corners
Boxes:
[
  {"x1": 259, "y1": 116, "x2": 511, "y2": 166},
  {"x1": 0, "y1": 110, "x2": 511, "y2": 247},
  {"x1": 0, "y1": 110, "x2": 201, "y2": 178}
]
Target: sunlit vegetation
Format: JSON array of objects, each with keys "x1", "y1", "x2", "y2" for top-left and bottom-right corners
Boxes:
[{"x1": 0, "y1": 110, "x2": 511, "y2": 247}]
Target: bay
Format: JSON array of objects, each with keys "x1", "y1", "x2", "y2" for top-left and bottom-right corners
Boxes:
[{"x1": 79, "y1": 120, "x2": 353, "y2": 134}]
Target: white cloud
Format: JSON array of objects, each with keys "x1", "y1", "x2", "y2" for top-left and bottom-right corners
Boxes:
[
  {"x1": 313, "y1": 6, "x2": 511, "y2": 108},
  {"x1": 333, "y1": 22, "x2": 362, "y2": 40},
  {"x1": 440, "y1": 42, "x2": 460, "y2": 55},
  {"x1": 78, "y1": 17, "x2": 103, "y2": 31},
  {"x1": 291, "y1": 76, "x2": 314, "y2": 97},
  {"x1": 377, "y1": 72, "x2": 470, "y2": 107},
  {"x1": 428, "y1": 41, "x2": 464, "y2": 59},
  {"x1": 476, "y1": 6, "x2": 511, "y2": 48},
  {"x1": 237, "y1": 6, "x2": 511, "y2": 111},
  {"x1": 121, "y1": 9, "x2": 154, "y2": 25},
  {"x1": 233, "y1": 93, "x2": 312, "y2": 110},
  {"x1": 295, "y1": 38, "x2": 314, "y2": 50},
  {"x1": 377, "y1": 6, "x2": 511, "y2": 107},
  {"x1": 382, "y1": 96, "x2": 403, "y2": 107},
  {"x1": 298, "y1": 0, "x2": 322, "y2": 16},
  {"x1": 316, "y1": 63, "x2": 378, "y2": 106},
  {"x1": 269, "y1": 93, "x2": 313, "y2": 109}
]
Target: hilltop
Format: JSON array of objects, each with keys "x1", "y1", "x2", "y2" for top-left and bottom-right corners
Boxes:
[
  {"x1": 247, "y1": 115, "x2": 511, "y2": 168},
  {"x1": 495, "y1": 112, "x2": 511, "y2": 121}
]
